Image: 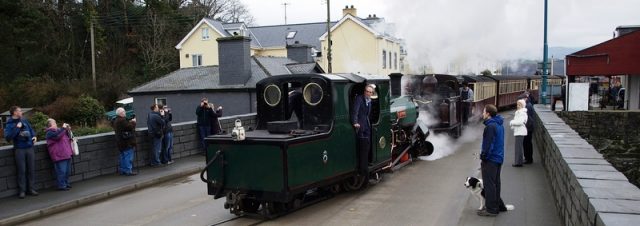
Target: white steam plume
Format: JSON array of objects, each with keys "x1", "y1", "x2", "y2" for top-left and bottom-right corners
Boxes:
[
  {"x1": 383, "y1": 0, "x2": 542, "y2": 74},
  {"x1": 417, "y1": 110, "x2": 484, "y2": 161}
]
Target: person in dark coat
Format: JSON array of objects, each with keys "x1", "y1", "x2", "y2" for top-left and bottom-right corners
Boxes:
[
  {"x1": 196, "y1": 97, "x2": 217, "y2": 153},
  {"x1": 351, "y1": 85, "x2": 374, "y2": 180},
  {"x1": 460, "y1": 82, "x2": 474, "y2": 125},
  {"x1": 147, "y1": 104, "x2": 165, "y2": 166},
  {"x1": 477, "y1": 104, "x2": 507, "y2": 216},
  {"x1": 3, "y1": 106, "x2": 39, "y2": 198},
  {"x1": 113, "y1": 107, "x2": 137, "y2": 176},
  {"x1": 209, "y1": 103, "x2": 223, "y2": 135},
  {"x1": 519, "y1": 93, "x2": 536, "y2": 164},
  {"x1": 160, "y1": 105, "x2": 174, "y2": 164},
  {"x1": 551, "y1": 82, "x2": 566, "y2": 111}
]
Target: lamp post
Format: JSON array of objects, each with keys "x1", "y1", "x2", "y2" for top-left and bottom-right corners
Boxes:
[
  {"x1": 326, "y1": 0, "x2": 332, "y2": 73},
  {"x1": 541, "y1": 0, "x2": 548, "y2": 104}
]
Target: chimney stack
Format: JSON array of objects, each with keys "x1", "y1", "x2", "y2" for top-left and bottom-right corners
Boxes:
[
  {"x1": 217, "y1": 36, "x2": 252, "y2": 85},
  {"x1": 342, "y1": 5, "x2": 357, "y2": 17},
  {"x1": 287, "y1": 43, "x2": 313, "y2": 64}
]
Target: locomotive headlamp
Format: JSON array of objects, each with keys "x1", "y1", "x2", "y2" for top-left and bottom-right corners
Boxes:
[{"x1": 231, "y1": 119, "x2": 246, "y2": 141}]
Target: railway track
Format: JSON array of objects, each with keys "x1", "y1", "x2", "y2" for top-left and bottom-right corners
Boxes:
[{"x1": 210, "y1": 215, "x2": 268, "y2": 226}]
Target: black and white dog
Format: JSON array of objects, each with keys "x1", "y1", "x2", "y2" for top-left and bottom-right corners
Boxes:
[
  {"x1": 464, "y1": 177, "x2": 486, "y2": 210},
  {"x1": 464, "y1": 177, "x2": 515, "y2": 211}
]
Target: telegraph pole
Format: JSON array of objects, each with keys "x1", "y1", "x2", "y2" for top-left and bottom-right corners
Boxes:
[
  {"x1": 326, "y1": 0, "x2": 332, "y2": 73},
  {"x1": 541, "y1": 0, "x2": 549, "y2": 104},
  {"x1": 282, "y1": 2, "x2": 289, "y2": 25},
  {"x1": 90, "y1": 19, "x2": 97, "y2": 93}
]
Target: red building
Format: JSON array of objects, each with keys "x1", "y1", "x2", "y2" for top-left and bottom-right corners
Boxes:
[{"x1": 566, "y1": 26, "x2": 640, "y2": 110}]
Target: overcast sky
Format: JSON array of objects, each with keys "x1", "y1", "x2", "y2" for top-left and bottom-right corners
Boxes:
[{"x1": 240, "y1": 0, "x2": 639, "y2": 73}]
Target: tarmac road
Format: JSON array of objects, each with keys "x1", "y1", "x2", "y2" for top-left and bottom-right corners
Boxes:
[{"x1": 23, "y1": 112, "x2": 560, "y2": 226}]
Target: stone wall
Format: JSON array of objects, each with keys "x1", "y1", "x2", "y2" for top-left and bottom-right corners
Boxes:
[
  {"x1": 532, "y1": 106, "x2": 640, "y2": 226},
  {"x1": 0, "y1": 114, "x2": 256, "y2": 199},
  {"x1": 556, "y1": 111, "x2": 640, "y2": 188}
]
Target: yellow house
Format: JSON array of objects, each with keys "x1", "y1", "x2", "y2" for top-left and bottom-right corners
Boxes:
[
  {"x1": 318, "y1": 6, "x2": 403, "y2": 75},
  {"x1": 175, "y1": 18, "x2": 329, "y2": 68},
  {"x1": 175, "y1": 5, "x2": 404, "y2": 74},
  {"x1": 176, "y1": 18, "x2": 229, "y2": 68}
]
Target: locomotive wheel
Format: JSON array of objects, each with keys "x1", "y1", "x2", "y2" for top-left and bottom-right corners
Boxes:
[{"x1": 342, "y1": 174, "x2": 366, "y2": 191}]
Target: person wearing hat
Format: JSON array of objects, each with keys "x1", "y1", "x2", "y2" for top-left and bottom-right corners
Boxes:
[{"x1": 460, "y1": 82, "x2": 474, "y2": 125}]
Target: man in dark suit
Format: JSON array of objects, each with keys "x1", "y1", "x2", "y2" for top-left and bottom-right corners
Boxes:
[{"x1": 352, "y1": 85, "x2": 374, "y2": 179}]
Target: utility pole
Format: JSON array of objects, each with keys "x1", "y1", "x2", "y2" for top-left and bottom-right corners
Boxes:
[
  {"x1": 282, "y1": 2, "x2": 290, "y2": 25},
  {"x1": 90, "y1": 19, "x2": 97, "y2": 93},
  {"x1": 541, "y1": 0, "x2": 548, "y2": 104},
  {"x1": 326, "y1": 0, "x2": 332, "y2": 73}
]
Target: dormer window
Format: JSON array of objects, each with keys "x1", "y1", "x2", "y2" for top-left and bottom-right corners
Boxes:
[
  {"x1": 287, "y1": 31, "x2": 297, "y2": 39},
  {"x1": 202, "y1": 28, "x2": 210, "y2": 40}
]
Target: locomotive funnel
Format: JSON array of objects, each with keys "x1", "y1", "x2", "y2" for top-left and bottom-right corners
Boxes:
[{"x1": 388, "y1": 73, "x2": 403, "y2": 97}]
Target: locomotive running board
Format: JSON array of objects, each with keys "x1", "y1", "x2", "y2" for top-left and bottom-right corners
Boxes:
[{"x1": 381, "y1": 145, "x2": 412, "y2": 172}]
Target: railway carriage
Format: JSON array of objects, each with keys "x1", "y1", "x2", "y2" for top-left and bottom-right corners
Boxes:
[
  {"x1": 526, "y1": 74, "x2": 542, "y2": 102},
  {"x1": 484, "y1": 75, "x2": 529, "y2": 109}
]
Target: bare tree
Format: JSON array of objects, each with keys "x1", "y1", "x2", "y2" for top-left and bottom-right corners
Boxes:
[
  {"x1": 187, "y1": 0, "x2": 230, "y2": 19},
  {"x1": 138, "y1": 11, "x2": 175, "y2": 76},
  {"x1": 182, "y1": 0, "x2": 253, "y2": 24},
  {"x1": 217, "y1": 0, "x2": 254, "y2": 25}
]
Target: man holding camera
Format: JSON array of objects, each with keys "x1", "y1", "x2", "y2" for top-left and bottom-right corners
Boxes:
[
  {"x1": 196, "y1": 97, "x2": 222, "y2": 154},
  {"x1": 147, "y1": 104, "x2": 165, "y2": 167},
  {"x1": 160, "y1": 105, "x2": 174, "y2": 165},
  {"x1": 3, "y1": 106, "x2": 39, "y2": 199},
  {"x1": 114, "y1": 107, "x2": 137, "y2": 176}
]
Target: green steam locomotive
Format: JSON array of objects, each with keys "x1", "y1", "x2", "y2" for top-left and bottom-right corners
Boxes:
[{"x1": 201, "y1": 73, "x2": 441, "y2": 218}]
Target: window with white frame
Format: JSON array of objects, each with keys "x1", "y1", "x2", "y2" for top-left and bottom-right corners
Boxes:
[
  {"x1": 192, "y1": 54, "x2": 203, "y2": 67},
  {"x1": 382, "y1": 50, "x2": 387, "y2": 69},
  {"x1": 155, "y1": 98, "x2": 167, "y2": 106},
  {"x1": 394, "y1": 52, "x2": 398, "y2": 70},
  {"x1": 202, "y1": 28, "x2": 210, "y2": 40}
]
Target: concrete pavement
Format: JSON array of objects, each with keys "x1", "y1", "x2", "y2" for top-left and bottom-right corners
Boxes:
[
  {"x1": 0, "y1": 155, "x2": 205, "y2": 226},
  {"x1": 0, "y1": 111, "x2": 562, "y2": 226},
  {"x1": 458, "y1": 110, "x2": 562, "y2": 226}
]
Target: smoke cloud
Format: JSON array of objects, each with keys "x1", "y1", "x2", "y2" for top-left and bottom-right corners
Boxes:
[
  {"x1": 415, "y1": 108, "x2": 483, "y2": 161},
  {"x1": 383, "y1": 0, "x2": 542, "y2": 74}
]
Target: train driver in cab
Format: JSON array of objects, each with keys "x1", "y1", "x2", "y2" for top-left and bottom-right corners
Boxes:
[
  {"x1": 352, "y1": 84, "x2": 375, "y2": 180},
  {"x1": 460, "y1": 82, "x2": 474, "y2": 125}
]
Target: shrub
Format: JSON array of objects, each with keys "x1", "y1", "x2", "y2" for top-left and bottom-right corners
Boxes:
[
  {"x1": 73, "y1": 94, "x2": 105, "y2": 127},
  {"x1": 72, "y1": 126, "x2": 113, "y2": 137},
  {"x1": 30, "y1": 111, "x2": 49, "y2": 140},
  {"x1": 42, "y1": 96, "x2": 78, "y2": 123}
]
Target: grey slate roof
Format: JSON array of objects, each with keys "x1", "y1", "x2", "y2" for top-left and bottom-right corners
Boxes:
[
  {"x1": 130, "y1": 58, "x2": 266, "y2": 94},
  {"x1": 129, "y1": 57, "x2": 320, "y2": 94},
  {"x1": 254, "y1": 57, "x2": 296, "y2": 76},
  {"x1": 204, "y1": 18, "x2": 231, "y2": 37},
  {"x1": 248, "y1": 22, "x2": 336, "y2": 50},
  {"x1": 287, "y1": 63, "x2": 321, "y2": 74},
  {"x1": 222, "y1": 22, "x2": 244, "y2": 30}
]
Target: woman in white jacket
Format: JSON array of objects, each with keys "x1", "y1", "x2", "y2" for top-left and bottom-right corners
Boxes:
[{"x1": 509, "y1": 99, "x2": 528, "y2": 167}]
